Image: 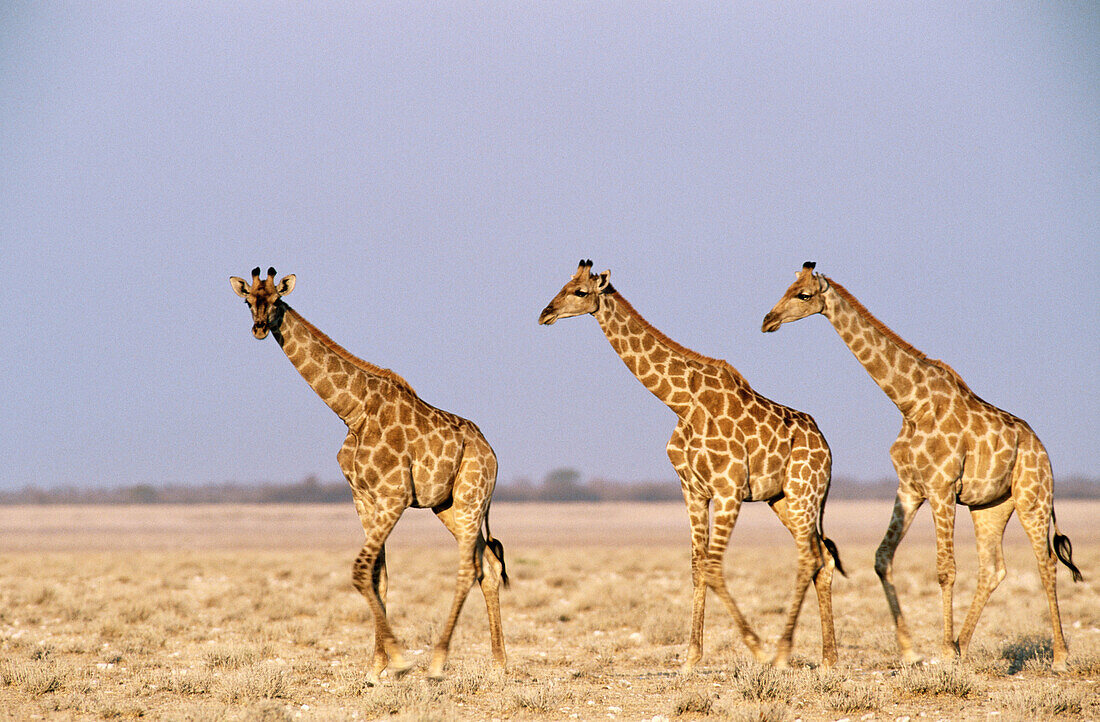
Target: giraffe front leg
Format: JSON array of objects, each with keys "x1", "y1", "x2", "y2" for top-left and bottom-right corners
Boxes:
[
  {"x1": 352, "y1": 502, "x2": 409, "y2": 685},
  {"x1": 706, "y1": 495, "x2": 765, "y2": 663},
  {"x1": 875, "y1": 488, "x2": 925, "y2": 665},
  {"x1": 681, "y1": 493, "x2": 710, "y2": 674},
  {"x1": 927, "y1": 491, "x2": 959, "y2": 661}
]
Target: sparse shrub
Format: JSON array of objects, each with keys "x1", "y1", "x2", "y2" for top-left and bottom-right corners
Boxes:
[
  {"x1": 643, "y1": 604, "x2": 686, "y2": 646},
  {"x1": 895, "y1": 664, "x2": 980, "y2": 698},
  {"x1": 0, "y1": 660, "x2": 64, "y2": 695},
  {"x1": 217, "y1": 663, "x2": 288, "y2": 702},
  {"x1": 672, "y1": 688, "x2": 714, "y2": 716},
  {"x1": 510, "y1": 682, "x2": 562, "y2": 712},
  {"x1": 154, "y1": 669, "x2": 214, "y2": 696},
  {"x1": 719, "y1": 702, "x2": 789, "y2": 722},
  {"x1": 823, "y1": 681, "x2": 882, "y2": 712},
  {"x1": 246, "y1": 700, "x2": 295, "y2": 722},
  {"x1": 1067, "y1": 649, "x2": 1100, "y2": 676},
  {"x1": 204, "y1": 644, "x2": 269, "y2": 669},
  {"x1": 358, "y1": 681, "x2": 451, "y2": 718},
  {"x1": 993, "y1": 686, "x2": 1085, "y2": 717},
  {"x1": 734, "y1": 665, "x2": 797, "y2": 703},
  {"x1": 119, "y1": 601, "x2": 155, "y2": 623}
]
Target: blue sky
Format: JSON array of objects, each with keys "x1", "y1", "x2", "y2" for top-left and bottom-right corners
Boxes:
[{"x1": 1, "y1": 3, "x2": 1097, "y2": 490}]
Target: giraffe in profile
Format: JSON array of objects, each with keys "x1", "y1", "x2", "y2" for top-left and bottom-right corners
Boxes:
[
  {"x1": 231, "y1": 267, "x2": 508, "y2": 684},
  {"x1": 762, "y1": 262, "x2": 1082, "y2": 671},
  {"x1": 540, "y1": 260, "x2": 844, "y2": 671}
]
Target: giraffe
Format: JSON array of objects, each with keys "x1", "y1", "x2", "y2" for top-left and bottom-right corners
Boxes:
[
  {"x1": 230, "y1": 267, "x2": 508, "y2": 684},
  {"x1": 539, "y1": 260, "x2": 845, "y2": 671},
  {"x1": 762, "y1": 262, "x2": 1083, "y2": 671}
]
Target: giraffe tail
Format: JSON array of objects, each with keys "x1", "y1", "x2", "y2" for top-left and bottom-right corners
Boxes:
[
  {"x1": 482, "y1": 504, "x2": 510, "y2": 589},
  {"x1": 1051, "y1": 506, "x2": 1083, "y2": 583},
  {"x1": 817, "y1": 494, "x2": 846, "y2": 578}
]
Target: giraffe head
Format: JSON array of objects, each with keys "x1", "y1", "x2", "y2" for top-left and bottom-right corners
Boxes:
[
  {"x1": 761, "y1": 261, "x2": 827, "y2": 333},
  {"x1": 230, "y1": 267, "x2": 296, "y2": 339},
  {"x1": 538, "y1": 259, "x2": 614, "y2": 325}
]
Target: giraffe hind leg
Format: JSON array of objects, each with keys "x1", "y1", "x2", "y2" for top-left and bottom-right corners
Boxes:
[
  {"x1": 431, "y1": 494, "x2": 500, "y2": 678},
  {"x1": 478, "y1": 530, "x2": 507, "y2": 668},
  {"x1": 956, "y1": 497, "x2": 1014, "y2": 659},
  {"x1": 770, "y1": 496, "x2": 834, "y2": 669}
]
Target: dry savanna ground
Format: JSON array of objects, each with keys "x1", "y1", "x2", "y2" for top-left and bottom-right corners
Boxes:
[{"x1": 0, "y1": 501, "x2": 1096, "y2": 721}]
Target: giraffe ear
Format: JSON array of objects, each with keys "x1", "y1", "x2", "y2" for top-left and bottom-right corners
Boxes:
[
  {"x1": 596, "y1": 270, "x2": 612, "y2": 291},
  {"x1": 276, "y1": 274, "x2": 296, "y2": 296},
  {"x1": 230, "y1": 276, "x2": 250, "y2": 297}
]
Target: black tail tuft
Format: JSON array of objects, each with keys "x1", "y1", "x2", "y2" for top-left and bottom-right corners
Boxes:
[
  {"x1": 486, "y1": 537, "x2": 510, "y2": 589},
  {"x1": 1053, "y1": 532, "x2": 1083, "y2": 583},
  {"x1": 823, "y1": 537, "x2": 846, "y2": 578}
]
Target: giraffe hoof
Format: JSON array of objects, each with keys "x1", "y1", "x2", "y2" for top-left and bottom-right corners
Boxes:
[
  {"x1": 1052, "y1": 659, "x2": 1068, "y2": 674},
  {"x1": 388, "y1": 656, "x2": 414, "y2": 679},
  {"x1": 901, "y1": 650, "x2": 923, "y2": 666}
]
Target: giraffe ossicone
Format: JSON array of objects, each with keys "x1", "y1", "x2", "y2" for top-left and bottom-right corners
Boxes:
[
  {"x1": 231, "y1": 268, "x2": 508, "y2": 684},
  {"x1": 541, "y1": 259, "x2": 844, "y2": 671},
  {"x1": 762, "y1": 262, "x2": 1081, "y2": 672}
]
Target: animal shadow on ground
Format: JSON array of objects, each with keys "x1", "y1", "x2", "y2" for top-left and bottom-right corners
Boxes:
[{"x1": 1001, "y1": 634, "x2": 1053, "y2": 674}]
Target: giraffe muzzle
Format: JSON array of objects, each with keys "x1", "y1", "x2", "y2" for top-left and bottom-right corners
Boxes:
[
  {"x1": 252, "y1": 323, "x2": 270, "y2": 339},
  {"x1": 538, "y1": 307, "x2": 558, "y2": 325},
  {"x1": 761, "y1": 312, "x2": 781, "y2": 333}
]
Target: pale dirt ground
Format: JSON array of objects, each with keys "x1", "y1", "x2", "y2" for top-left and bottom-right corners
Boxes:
[{"x1": 0, "y1": 501, "x2": 1096, "y2": 721}]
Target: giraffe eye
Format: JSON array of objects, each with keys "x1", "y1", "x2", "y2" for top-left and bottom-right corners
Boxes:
[
  {"x1": 573, "y1": 290, "x2": 589, "y2": 297},
  {"x1": 795, "y1": 293, "x2": 812, "y2": 301}
]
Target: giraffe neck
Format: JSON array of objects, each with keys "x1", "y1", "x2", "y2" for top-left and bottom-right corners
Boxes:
[
  {"x1": 820, "y1": 279, "x2": 937, "y2": 416},
  {"x1": 593, "y1": 292, "x2": 744, "y2": 416},
  {"x1": 272, "y1": 303, "x2": 414, "y2": 425}
]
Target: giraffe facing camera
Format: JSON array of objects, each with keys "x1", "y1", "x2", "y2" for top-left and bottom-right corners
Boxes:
[{"x1": 230, "y1": 268, "x2": 508, "y2": 685}]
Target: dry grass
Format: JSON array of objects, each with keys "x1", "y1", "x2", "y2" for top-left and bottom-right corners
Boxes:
[{"x1": 0, "y1": 501, "x2": 1096, "y2": 720}]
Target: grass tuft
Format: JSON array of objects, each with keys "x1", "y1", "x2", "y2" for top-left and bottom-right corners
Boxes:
[
  {"x1": 0, "y1": 660, "x2": 64, "y2": 696},
  {"x1": 992, "y1": 686, "x2": 1085, "y2": 717},
  {"x1": 895, "y1": 664, "x2": 980, "y2": 699},
  {"x1": 672, "y1": 688, "x2": 714, "y2": 716}
]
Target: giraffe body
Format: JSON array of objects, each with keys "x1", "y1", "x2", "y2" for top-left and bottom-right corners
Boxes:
[
  {"x1": 541, "y1": 260, "x2": 843, "y2": 670},
  {"x1": 762, "y1": 262, "x2": 1081, "y2": 671},
  {"x1": 232, "y1": 268, "x2": 507, "y2": 684}
]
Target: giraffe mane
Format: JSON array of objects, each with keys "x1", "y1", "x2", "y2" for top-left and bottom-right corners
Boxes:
[
  {"x1": 610, "y1": 293, "x2": 749, "y2": 386},
  {"x1": 284, "y1": 306, "x2": 417, "y2": 395},
  {"x1": 825, "y1": 277, "x2": 973, "y2": 394}
]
